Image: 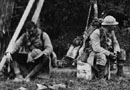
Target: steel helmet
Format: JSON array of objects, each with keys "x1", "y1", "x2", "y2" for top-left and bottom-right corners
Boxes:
[{"x1": 102, "y1": 15, "x2": 119, "y2": 25}]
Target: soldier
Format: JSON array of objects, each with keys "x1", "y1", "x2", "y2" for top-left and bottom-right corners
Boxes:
[
  {"x1": 89, "y1": 15, "x2": 126, "y2": 79},
  {"x1": 5, "y1": 21, "x2": 53, "y2": 82}
]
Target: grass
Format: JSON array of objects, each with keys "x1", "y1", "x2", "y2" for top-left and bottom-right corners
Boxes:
[{"x1": 0, "y1": 67, "x2": 130, "y2": 90}]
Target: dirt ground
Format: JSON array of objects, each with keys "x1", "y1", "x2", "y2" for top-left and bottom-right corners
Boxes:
[{"x1": 0, "y1": 65, "x2": 130, "y2": 90}]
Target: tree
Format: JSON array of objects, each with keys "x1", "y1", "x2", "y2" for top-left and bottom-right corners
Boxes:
[{"x1": 0, "y1": 0, "x2": 15, "y2": 59}]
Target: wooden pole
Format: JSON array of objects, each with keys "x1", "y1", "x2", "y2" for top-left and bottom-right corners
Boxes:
[
  {"x1": 32, "y1": 0, "x2": 45, "y2": 24},
  {"x1": 85, "y1": 2, "x2": 92, "y2": 31},
  {"x1": 0, "y1": 0, "x2": 35, "y2": 71},
  {"x1": 7, "y1": 0, "x2": 35, "y2": 52},
  {"x1": 93, "y1": 0, "x2": 98, "y2": 19}
]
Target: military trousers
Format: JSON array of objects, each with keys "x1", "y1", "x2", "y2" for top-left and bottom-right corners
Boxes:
[{"x1": 11, "y1": 53, "x2": 49, "y2": 78}]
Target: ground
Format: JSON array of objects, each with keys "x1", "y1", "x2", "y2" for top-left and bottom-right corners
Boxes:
[{"x1": 0, "y1": 65, "x2": 130, "y2": 90}]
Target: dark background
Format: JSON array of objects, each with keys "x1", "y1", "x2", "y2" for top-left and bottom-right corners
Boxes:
[{"x1": 3, "y1": 0, "x2": 130, "y2": 60}]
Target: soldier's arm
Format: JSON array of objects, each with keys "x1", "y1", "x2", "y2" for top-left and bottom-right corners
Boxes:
[
  {"x1": 112, "y1": 31, "x2": 120, "y2": 53},
  {"x1": 11, "y1": 34, "x2": 25, "y2": 54},
  {"x1": 90, "y1": 29, "x2": 110, "y2": 56},
  {"x1": 42, "y1": 32, "x2": 53, "y2": 55},
  {"x1": 34, "y1": 32, "x2": 53, "y2": 60}
]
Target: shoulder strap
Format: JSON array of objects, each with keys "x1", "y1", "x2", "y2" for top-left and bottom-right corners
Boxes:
[
  {"x1": 40, "y1": 31, "x2": 44, "y2": 44},
  {"x1": 99, "y1": 27, "x2": 103, "y2": 39},
  {"x1": 99, "y1": 27, "x2": 109, "y2": 50},
  {"x1": 99, "y1": 27, "x2": 106, "y2": 39}
]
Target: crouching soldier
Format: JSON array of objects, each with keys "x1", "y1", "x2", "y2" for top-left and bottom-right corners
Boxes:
[
  {"x1": 5, "y1": 21, "x2": 54, "y2": 82},
  {"x1": 88, "y1": 15, "x2": 126, "y2": 79}
]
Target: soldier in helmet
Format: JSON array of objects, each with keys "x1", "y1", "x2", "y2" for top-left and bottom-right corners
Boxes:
[{"x1": 88, "y1": 15, "x2": 126, "y2": 79}]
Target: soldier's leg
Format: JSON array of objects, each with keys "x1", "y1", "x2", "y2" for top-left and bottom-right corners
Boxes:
[
  {"x1": 117, "y1": 49, "x2": 126, "y2": 76},
  {"x1": 25, "y1": 54, "x2": 49, "y2": 81},
  {"x1": 11, "y1": 53, "x2": 28, "y2": 81},
  {"x1": 12, "y1": 61, "x2": 23, "y2": 79},
  {"x1": 95, "y1": 53, "x2": 107, "y2": 79}
]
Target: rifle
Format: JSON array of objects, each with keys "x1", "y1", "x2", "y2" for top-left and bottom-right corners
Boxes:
[
  {"x1": 65, "y1": 1, "x2": 93, "y2": 60},
  {"x1": 77, "y1": 0, "x2": 98, "y2": 61},
  {"x1": 60, "y1": 0, "x2": 99, "y2": 67}
]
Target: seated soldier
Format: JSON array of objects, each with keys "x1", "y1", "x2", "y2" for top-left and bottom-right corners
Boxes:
[
  {"x1": 5, "y1": 21, "x2": 53, "y2": 82},
  {"x1": 88, "y1": 15, "x2": 126, "y2": 79}
]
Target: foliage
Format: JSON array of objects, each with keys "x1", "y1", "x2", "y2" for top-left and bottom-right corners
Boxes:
[
  {"x1": 2, "y1": 0, "x2": 130, "y2": 59},
  {"x1": 38, "y1": 0, "x2": 130, "y2": 59},
  {"x1": 0, "y1": 0, "x2": 15, "y2": 59},
  {"x1": 0, "y1": 73, "x2": 130, "y2": 90}
]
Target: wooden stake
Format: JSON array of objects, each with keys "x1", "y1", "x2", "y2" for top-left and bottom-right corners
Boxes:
[
  {"x1": 32, "y1": 0, "x2": 45, "y2": 24},
  {"x1": 0, "y1": 0, "x2": 35, "y2": 71}
]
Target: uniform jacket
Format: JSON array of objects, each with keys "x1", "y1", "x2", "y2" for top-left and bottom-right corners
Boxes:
[
  {"x1": 87, "y1": 27, "x2": 120, "y2": 66},
  {"x1": 11, "y1": 28, "x2": 53, "y2": 56},
  {"x1": 90, "y1": 27, "x2": 120, "y2": 56}
]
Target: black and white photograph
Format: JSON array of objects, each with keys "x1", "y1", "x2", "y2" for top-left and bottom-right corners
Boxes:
[{"x1": 0, "y1": 0, "x2": 130, "y2": 90}]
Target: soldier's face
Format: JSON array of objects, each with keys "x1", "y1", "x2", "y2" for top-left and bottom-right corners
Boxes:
[
  {"x1": 27, "y1": 27, "x2": 36, "y2": 36},
  {"x1": 104, "y1": 25, "x2": 116, "y2": 32}
]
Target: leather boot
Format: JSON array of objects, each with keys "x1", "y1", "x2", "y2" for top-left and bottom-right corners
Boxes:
[
  {"x1": 97, "y1": 65, "x2": 105, "y2": 79},
  {"x1": 117, "y1": 59, "x2": 124, "y2": 76},
  {"x1": 117, "y1": 65, "x2": 123, "y2": 76},
  {"x1": 12, "y1": 61, "x2": 23, "y2": 82}
]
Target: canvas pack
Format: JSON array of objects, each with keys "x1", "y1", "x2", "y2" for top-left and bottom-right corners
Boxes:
[{"x1": 77, "y1": 61, "x2": 94, "y2": 80}]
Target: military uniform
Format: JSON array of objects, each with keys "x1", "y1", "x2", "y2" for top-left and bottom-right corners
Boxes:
[
  {"x1": 87, "y1": 16, "x2": 126, "y2": 79},
  {"x1": 10, "y1": 28, "x2": 53, "y2": 80}
]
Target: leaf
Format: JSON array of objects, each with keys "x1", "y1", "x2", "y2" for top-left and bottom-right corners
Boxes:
[{"x1": 36, "y1": 84, "x2": 48, "y2": 90}]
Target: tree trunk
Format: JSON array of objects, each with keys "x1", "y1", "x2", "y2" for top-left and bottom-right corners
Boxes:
[{"x1": 0, "y1": 0, "x2": 15, "y2": 60}]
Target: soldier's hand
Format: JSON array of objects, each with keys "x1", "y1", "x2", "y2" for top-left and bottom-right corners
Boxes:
[
  {"x1": 5, "y1": 52, "x2": 12, "y2": 62},
  {"x1": 27, "y1": 53, "x2": 34, "y2": 63},
  {"x1": 109, "y1": 52, "x2": 117, "y2": 59}
]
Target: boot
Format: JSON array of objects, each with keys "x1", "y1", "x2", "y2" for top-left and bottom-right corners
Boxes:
[
  {"x1": 117, "y1": 60, "x2": 124, "y2": 76},
  {"x1": 116, "y1": 65, "x2": 127, "y2": 80},
  {"x1": 12, "y1": 61, "x2": 23, "y2": 82},
  {"x1": 117, "y1": 65, "x2": 123, "y2": 76},
  {"x1": 13, "y1": 74, "x2": 23, "y2": 82},
  {"x1": 97, "y1": 65, "x2": 105, "y2": 79}
]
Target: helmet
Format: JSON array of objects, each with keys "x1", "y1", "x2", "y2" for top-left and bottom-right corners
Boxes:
[{"x1": 102, "y1": 15, "x2": 118, "y2": 25}]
